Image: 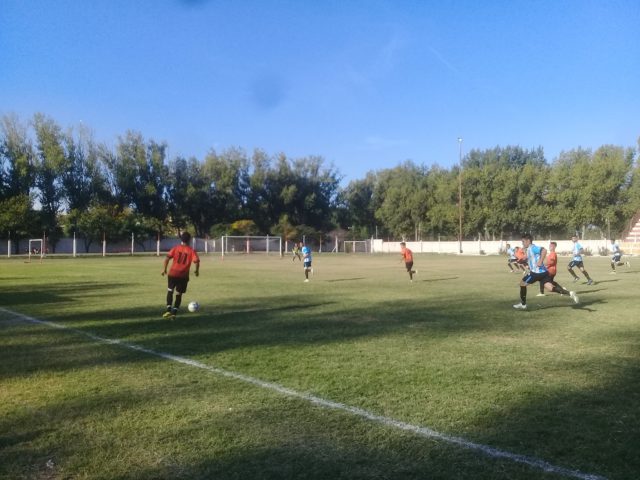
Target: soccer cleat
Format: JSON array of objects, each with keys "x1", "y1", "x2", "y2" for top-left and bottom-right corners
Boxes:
[
  {"x1": 610, "y1": 271, "x2": 616, "y2": 274},
  {"x1": 536, "y1": 293, "x2": 546, "y2": 297},
  {"x1": 626, "y1": 261, "x2": 631, "y2": 268},
  {"x1": 587, "y1": 279, "x2": 594, "y2": 285},
  {"x1": 162, "y1": 311, "x2": 173, "y2": 318},
  {"x1": 570, "y1": 291, "x2": 579, "y2": 304},
  {"x1": 512, "y1": 303, "x2": 527, "y2": 310},
  {"x1": 572, "y1": 277, "x2": 579, "y2": 282},
  {"x1": 304, "y1": 279, "x2": 309, "y2": 283}
]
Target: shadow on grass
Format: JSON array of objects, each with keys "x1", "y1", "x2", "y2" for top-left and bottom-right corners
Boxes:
[
  {"x1": 420, "y1": 276, "x2": 459, "y2": 283},
  {"x1": 0, "y1": 282, "x2": 125, "y2": 306},
  {"x1": 0, "y1": 373, "x2": 595, "y2": 480},
  {"x1": 2, "y1": 277, "x2": 638, "y2": 479},
  {"x1": 324, "y1": 277, "x2": 367, "y2": 282}
]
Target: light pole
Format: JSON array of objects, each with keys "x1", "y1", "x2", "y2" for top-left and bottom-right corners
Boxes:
[{"x1": 457, "y1": 137, "x2": 463, "y2": 254}]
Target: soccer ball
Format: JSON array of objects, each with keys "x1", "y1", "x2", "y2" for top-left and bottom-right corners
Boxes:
[{"x1": 187, "y1": 301, "x2": 200, "y2": 313}]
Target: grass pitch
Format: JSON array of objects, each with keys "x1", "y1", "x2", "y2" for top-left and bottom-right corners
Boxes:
[{"x1": 1, "y1": 253, "x2": 639, "y2": 479}]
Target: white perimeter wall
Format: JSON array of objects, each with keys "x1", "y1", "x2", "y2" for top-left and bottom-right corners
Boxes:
[{"x1": 371, "y1": 238, "x2": 612, "y2": 256}]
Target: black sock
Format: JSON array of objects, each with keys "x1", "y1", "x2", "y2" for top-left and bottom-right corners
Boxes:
[
  {"x1": 552, "y1": 283, "x2": 570, "y2": 295},
  {"x1": 520, "y1": 286, "x2": 527, "y2": 305},
  {"x1": 174, "y1": 294, "x2": 182, "y2": 310},
  {"x1": 166, "y1": 291, "x2": 173, "y2": 309}
]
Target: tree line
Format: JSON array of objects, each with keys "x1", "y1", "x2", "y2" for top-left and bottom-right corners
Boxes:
[{"x1": 1, "y1": 113, "x2": 639, "y2": 253}]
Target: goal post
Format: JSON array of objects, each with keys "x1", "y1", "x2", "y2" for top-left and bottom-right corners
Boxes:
[
  {"x1": 28, "y1": 238, "x2": 44, "y2": 263},
  {"x1": 342, "y1": 240, "x2": 371, "y2": 254},
  {"x1": 221, "y1": 235, "x2": 282, "y2": 258}
]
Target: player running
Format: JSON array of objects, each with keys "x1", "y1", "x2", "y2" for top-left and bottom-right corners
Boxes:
[
  {"x1": 514, "y1": 246, "x2": 528, "y2": 271},
  {"x1": 609, "y1": 239, "x2": 630, "y2": 273},
  {"x1": 567, "y1": 235, "x2": 594, "y2": 285},
  {"x1": 506, "y1": 243, "x2": 525, "y2": 272},
  {"x1": 400, "y1": 242, "x2": 417, "y2": 281},
  {"x1": 161, "y1": 231, "x2": 200, "y2": 319},
  {"x1": 302, "y1": 242, "x2": 312, "y2": 282},
  {"x1": 538, "y1": 241, "x2": 572, "y2": 297},
  {"x1": 513, "y1": 234, "x2": 578, "y2": 310}
]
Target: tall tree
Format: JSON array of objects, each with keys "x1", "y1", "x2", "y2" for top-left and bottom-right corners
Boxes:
[
  {"x1": 338, "y1": 172, "x2": 377, "y2": 237},
  {"x1": 61, "y1": 123, "x2": 110, "y2": 211},
  {"x1": 103, "y1": 131, "x2": 169, "y2": 221},
  {"x1": 0, "y1": 194, "x2": 37, "y2": 252},
  {"x1": 548, "y1": 147, "x2": 631, "y2": 237},
  {"x1": 422, "y1": 166, "x2": 458, "y2": 239},
  {"x1": 33, "y1": 113, "x2": 66, "y2": 243},
  {"x1": 0, "y1": 114, "x2": 35, "y2": 200},
  {"x1": 246, "y1": 152, "x2": 340, "y2": 234},
  {"x1": 373, "y1": 161, "x2": 426, "y2": 239}
]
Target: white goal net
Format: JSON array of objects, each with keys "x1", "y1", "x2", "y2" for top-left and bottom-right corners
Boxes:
[
  {"x1": 220, "y1": 236, "x2": 282, "y2": 257},
  {"x1": 28, "y1": 239, "x2": 44, "y2": 262},
  {"x1": 342, "y1": 240, "x2": 371, "y2": 253}
]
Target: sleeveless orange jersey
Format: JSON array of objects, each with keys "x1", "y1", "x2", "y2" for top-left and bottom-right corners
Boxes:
[
  {"x1": 401, "y1": 247, "x2": 413, "y2": 263},
  {"x1": 546, "y1": 251, "x2": 557, "y2": 276}
]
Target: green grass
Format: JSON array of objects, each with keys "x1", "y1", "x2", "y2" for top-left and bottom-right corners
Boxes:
[{"x1": 1, "y1": 253, "x2": 639, "y2": 479}]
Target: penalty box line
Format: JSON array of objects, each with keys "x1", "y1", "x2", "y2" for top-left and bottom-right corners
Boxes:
[{"x1": 1, "y1": 307, "x2": 606, "y2": 480}]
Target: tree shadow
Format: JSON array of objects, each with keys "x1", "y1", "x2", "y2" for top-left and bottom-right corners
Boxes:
[
  {"x1": 0, "y1": 282, "x2": 125, "y2": 306},
  {"x1": 1, "y1": 277, "x2": 637, "y2": 479}
]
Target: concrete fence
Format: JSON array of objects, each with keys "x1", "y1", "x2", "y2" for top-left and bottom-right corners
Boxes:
[{"x1": 371, "y1": 238, "x2": 615, "y2": 256}]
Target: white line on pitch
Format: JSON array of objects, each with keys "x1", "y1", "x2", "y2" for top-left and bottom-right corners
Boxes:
[{"x1": 1, "y1": 307, "x2": 607, "y2": 480}]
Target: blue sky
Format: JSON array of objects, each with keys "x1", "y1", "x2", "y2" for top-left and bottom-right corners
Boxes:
[{"x1": 1, "y1": 0, "x2": 639, "y2": 183}]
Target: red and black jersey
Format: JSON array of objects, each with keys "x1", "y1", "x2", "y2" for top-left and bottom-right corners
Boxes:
[{"x1": 167, "y1": 244, "x2": 199, "y2": 278}]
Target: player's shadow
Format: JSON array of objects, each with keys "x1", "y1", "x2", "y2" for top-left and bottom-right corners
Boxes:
[
  {"x1": 325, "y1": 277, "x2": 367, "y2": 282},
  {"x1": 533, "y1": 297, "x2": 606, "y2": 313},
  {"x1": 576, "y1": 288, "x2": 607, "y2": 294},
  {"x1": 420, "y1": 276, "x2": 458, "y2": 282}
]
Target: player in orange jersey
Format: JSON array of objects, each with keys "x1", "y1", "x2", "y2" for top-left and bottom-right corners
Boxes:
[
  {"x1": 514, "y1": 246, "x2": 527, "y2": 271},
  {"x1": 161, "y1": 231, "x2": 200, "y2": 319},
  {"x1": 400, "y1": 242, "x2": 417, "y2": 281},
  {"x1": 538, "y1": 241, "x2": 573, "y2": 298}
]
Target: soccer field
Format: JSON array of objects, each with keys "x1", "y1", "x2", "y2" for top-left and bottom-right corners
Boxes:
[{"x1": 1, "y1": 254, "x2": 639, "y2": 480}]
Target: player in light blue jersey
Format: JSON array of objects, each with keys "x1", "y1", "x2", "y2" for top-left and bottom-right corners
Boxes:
[
  {"x1": 567, "y1": 235, "x2": 594, "y2": 285},
  {"x1": 514, "y1": 234, "x2": 578, "y2": 310},
  {"x1": 505, "y1": 243, "x2": 524, "y2": 272},
  {"x1": 302, "y1": 243, "x2": 312, "y2": 282},
  {"x1": 609, "y1": 239, "x2": 630, "y2": 273}
]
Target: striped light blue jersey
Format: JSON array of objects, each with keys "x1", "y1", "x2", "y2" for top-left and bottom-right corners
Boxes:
[
  {"x1": 611, "y1": 243, "x2": 620, "y2": 254},
  {"x1": 572, "y1": 242, "x2": 583, "y2": 262},
  {"x1": 302, "y1": 246, "x2": 312, "y2": 263},
  {"x1": 507, "y1": 247, "x2": 516, "y2": 259},
  {"x1": 527, "y1": 244, "x2": 548, "y2": 274}
]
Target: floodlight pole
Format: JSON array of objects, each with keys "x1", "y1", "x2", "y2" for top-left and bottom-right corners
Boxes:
[{"x1": 457, "y1": 137, "x2": 463, "y2": 254}]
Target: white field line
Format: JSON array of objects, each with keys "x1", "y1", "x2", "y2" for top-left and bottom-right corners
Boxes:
[{"x1": 1, "y1": 307, "x2": 606, "y2": 480}]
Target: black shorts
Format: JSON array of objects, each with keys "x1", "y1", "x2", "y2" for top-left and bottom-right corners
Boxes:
[
  {"x1": 612, "y1": 253, "x2": 622, "y2": 262},
  {"x1": 405, "y1": 261, "x2": 414, "y2": 272},
  {"x1": 168, "y1": 275, "x2": 189, "y2": 294},
  {"x1": 523, "y1": 271, "x2": 551, "y2": 285},
  {"x1": 568, "y1": 260, "x2": 584, "y2": 269},
  {"x1": 508, "y1": 258, "x2": 519, "y2": 264}
]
